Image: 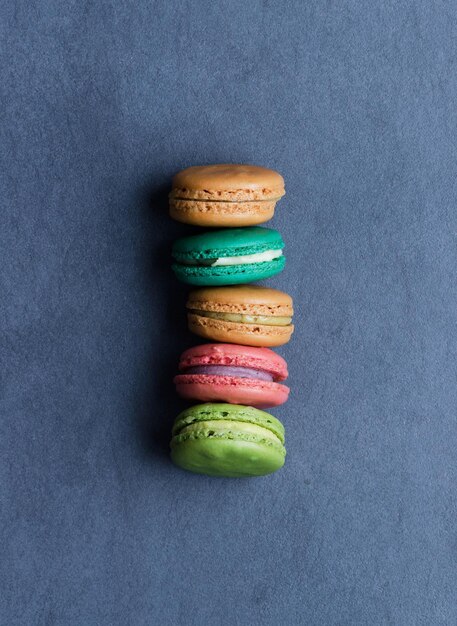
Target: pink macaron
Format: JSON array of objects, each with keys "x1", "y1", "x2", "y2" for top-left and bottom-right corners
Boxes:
[{"x1": 174, "y1": 343, "x2": 290, "y2": 408}]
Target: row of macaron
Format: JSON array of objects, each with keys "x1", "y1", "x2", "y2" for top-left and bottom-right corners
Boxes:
[{"x1": 167, "y1": 164, "x2": 293, "y2": 478}]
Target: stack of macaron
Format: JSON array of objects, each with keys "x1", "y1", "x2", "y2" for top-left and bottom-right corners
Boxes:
[{"x1": 168, "y1": 164, "x2": 293, "y2": 478}]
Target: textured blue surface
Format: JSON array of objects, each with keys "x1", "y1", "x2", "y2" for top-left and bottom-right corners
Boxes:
[{"x1": 1, "y1": 2, "x2": 457, "y2": 624}]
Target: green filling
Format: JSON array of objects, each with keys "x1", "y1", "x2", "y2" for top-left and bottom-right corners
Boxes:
[
  {"x1": 171, "y1": 420, "x2": 286, "y2": 455},
  {"x1": 191, "y1": 310, "x2": 292, "y2": 326},
  {"x1": 180, "y1": 420, "x2": 281, "y2": 444}
]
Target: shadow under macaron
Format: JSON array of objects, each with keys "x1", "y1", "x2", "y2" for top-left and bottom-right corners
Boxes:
[{"x1": 134, "y1": 181, "x2": 198, "y2": 462}]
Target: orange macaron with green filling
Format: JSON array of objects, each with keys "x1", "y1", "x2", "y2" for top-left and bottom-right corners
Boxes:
[
  {"x1": 186, "y1": 285, "x2": 294, "y2": 347},
  {"x1": 169, "y1": 164, "x2": 285, "y2": 227}
]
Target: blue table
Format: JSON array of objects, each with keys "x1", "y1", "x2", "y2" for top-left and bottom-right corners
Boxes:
[{"x1": 1, "y1": 1, "x2": 456, "y2": 624}]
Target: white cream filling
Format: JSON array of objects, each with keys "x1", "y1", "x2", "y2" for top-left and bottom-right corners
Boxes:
[{"x1": 211, "y1": 249, "x2": 283, "y2": 266}]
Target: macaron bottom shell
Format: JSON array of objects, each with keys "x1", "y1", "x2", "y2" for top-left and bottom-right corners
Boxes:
[{"x1": 171, "y1": 436, "x2": 285, "y2": 477}]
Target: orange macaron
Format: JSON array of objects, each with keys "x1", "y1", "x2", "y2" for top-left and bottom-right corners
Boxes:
[
  {"x1": 186, "y1": 285, "x2": 294, "y2": 348},
  {"x1": 169, "y1": 164, "x2": 285, "y2": 227}
]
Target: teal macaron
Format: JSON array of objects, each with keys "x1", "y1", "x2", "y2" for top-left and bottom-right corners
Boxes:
[
  {"x1": 170, "y1": 403, "x2": 286, "y2": 477},
  {"x1": 171, "y1": 227, "x2": 285, "y2": 286}
]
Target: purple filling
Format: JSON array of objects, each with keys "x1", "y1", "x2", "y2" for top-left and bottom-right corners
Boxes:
[{"x1": 185, "y1": 365, "x2": 274, "y2": 382}]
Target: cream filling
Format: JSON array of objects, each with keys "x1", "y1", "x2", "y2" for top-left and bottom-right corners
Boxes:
[
  {"x1": 180, "y1": 420, "x2": 282, "y2": 445},
  {"x1": 191, "y1": 310, "x2": 292, "y2": 326},
  {"x1": 212, "y1": 249, "x2": 282, "y2": 266},
  {"x1": 183, "y1": 249, "x2": 282, "y2": 267}
]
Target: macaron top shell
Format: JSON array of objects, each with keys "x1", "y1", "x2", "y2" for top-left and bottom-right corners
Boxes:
[
  {"x1": 170, "y1": 164, "x2": 285, "y2": 201},
  {"x1": 172, "y1": 227, "x2": 284, "y2": 263},
  {"x1": 178, "y1": 343, "x2": 288, "y2": 381},
  {"x1": 187, "y1": 285, "x2": 293, "y2": 317}
]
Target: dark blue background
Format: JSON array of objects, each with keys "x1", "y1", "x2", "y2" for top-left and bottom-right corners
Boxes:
[{"x1": 1, "y1": 1, "x2": 457, "y2": 624}]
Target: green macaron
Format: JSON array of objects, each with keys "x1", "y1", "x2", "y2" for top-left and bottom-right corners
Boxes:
[
  {"x1": 170, "y1": 403, "x2": 286, "y2": 477},
  {"x1": 171, "y1": 227, "x2": 285, "y2": 286}
]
